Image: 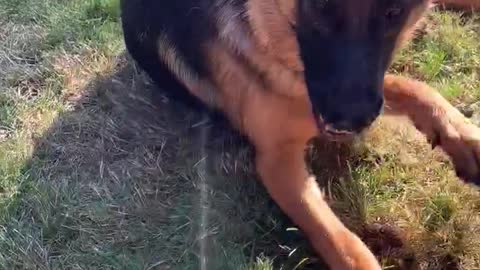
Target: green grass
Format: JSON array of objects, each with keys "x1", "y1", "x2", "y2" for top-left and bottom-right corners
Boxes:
[
  {"x1": 392, "y1": 11, "x2": 480, "y2": 102},
  {"x1": 0, "y1": 1, "x2": 480, "y2": 269}
]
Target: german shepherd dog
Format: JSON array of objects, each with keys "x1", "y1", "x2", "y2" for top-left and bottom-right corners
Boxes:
[{"x1": 120, "y1": 0, "x2": 480, "y2": 268}]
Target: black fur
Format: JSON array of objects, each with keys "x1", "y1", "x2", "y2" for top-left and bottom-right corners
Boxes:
[
  {"x1": 121, "y1": 0, "x2": 209, "y2": 110},
  {"x1": 120, "y1": 0, "x2": 246, "y2": 112}
]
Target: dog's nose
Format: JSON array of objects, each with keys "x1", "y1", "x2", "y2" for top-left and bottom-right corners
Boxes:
[{"x1": 322, "y1": 96, "x2": 383, "y2": 133}]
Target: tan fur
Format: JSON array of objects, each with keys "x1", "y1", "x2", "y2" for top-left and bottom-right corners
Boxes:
[
  {"x1": 246, "y1": 0, "x2": 303, "y2": 72},
  {"x1": 274, "y1": 0, "x2": 298, "y2": 25},
  {"x1": 384, "y1": 75, "x2": 480, "y2": 180},
  {"x1": 157, "y1": 35, "x2": 217, "y2": 106}
]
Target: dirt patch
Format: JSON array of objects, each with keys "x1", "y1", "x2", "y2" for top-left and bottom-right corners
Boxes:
[{"x1": 361, "y1": 222, "x2": 419, "y2": 270}]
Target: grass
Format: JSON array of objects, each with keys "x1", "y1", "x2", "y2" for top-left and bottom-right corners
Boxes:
[{"x1": 0, "y1": 1, "x2": 479, "y2": 269}]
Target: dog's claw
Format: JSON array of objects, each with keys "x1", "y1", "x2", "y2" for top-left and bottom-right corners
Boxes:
[{"x1": 437, "y1": 120, "x2": 480, "y2": 187}]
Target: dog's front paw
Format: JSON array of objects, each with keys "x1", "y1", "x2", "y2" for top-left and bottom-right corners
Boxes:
[
  {"x1": 434, "y1": 115, "x2": 480, "y2": 185},
  {"x1": 330, "y1": 231, "x2": 382, "y2": 270}
]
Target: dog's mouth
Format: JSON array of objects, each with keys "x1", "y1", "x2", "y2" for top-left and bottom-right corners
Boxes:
[
  {"x1": 316, "y1": 116, "x2": 357, "y2": 142},
  {"x1": 323, "y1": 126, "x2": 356, "y2": 142}
]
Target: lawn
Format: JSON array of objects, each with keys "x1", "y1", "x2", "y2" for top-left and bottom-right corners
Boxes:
[{"x1": 0, "y1": 0, "x2": 479, "y2": 269}]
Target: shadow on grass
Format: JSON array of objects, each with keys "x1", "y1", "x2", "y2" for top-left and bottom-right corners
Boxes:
[
  {"x1": 0, "y1": 53, "x2": 311, "y2": 270},
  {"x1": 2, "y1": 53, "x2": 417, "y2": 270}
]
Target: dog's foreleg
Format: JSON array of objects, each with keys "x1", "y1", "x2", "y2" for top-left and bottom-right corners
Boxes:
[
  {"x1": 434, "y1": 0, "x2": 480, "y2": 11},
  {"x1": 383, "y1": 74, "x2": 480, "y2": 185},
  {"x1": 254, "y1": 136, "x2": 381, "y2": 269},
  {"x1": 243, "y1": 92, "x2": 381, "y2": 269}
]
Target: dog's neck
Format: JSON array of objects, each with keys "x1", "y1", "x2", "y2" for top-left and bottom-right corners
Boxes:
[{"x1": 245, "y1": 0, "x2": 303, "y2": 71}]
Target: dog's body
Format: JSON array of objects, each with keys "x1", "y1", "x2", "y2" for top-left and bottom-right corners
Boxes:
[{"x1": 120, "y1": 1, "x2": 480, "y2": 269}]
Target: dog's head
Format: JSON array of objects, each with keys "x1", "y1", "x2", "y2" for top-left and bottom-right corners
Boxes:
[{"x1": 276, "y1": 0, "x2": 430, "y2": 139}]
